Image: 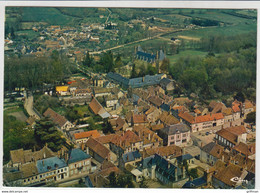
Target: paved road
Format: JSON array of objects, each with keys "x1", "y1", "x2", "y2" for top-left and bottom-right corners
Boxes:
[{"x1": 24, "y1": 95, "x2": 41, "y2": 120}]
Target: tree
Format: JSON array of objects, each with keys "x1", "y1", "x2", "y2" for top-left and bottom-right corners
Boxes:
[
  {"x1": 139, "y1": 176, "x2": 148, "y2": 188},
  {"x1": 107, "y1": 172, "x2": 134, "y2": 188},
  {"x1": 188, "y1": 168, "x2": 198, "y2": 179},
  {"x1": 130, "y1": 63, "x2": 138, "y2": 78},
  {"x1": 234, "y1": 91, "x2": 245, "y2": 103},
  {"x1": 245, "y1": 111, "x2": 256, "y2": 124},
  {"x1": 115, "y1": 54, "x2": 123, "y2": 68},
  {"x1": 83, "y1": 52, "x2": 93, "y2": 67},
  {"x1": 160, "y1": 58, "x2": 170, "y2": 73},
  {"x1": 103, "y1": 119, "x2": 114, "y2": 134},
  {"x1": 34, "y1": 117, "x2": 66, "y2": 152}
]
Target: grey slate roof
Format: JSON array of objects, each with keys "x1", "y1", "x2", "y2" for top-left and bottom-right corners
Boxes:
[
  {"x1": 36, "y1": 157, "x2": 67, "y2": 173},
  {"x1": 160, "y1": 123, "x2": 190, "y2": 135},
  {"x1": 68, "y1": 149, "x2": 91, "y2": 164},
  {"x1": 201, "y1": 142, "x2": 216, "y2": 154},
  {"x1": 122, "y1": 150, "x2": 141, "y2": 163},
  {"x1": 176, "y1": 154, "x2": 193, "y2": 162},
  {"x1": 107, "y1": 72, "x2": 165, "y2": 88}
]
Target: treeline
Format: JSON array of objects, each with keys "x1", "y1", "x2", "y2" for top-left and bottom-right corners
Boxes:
[
  {"x1": 191, "y1": 18, "x2": 220, "y2": 26},
  {"x1": 200, "y1": 32, "x2": 256, "y2": 53},
  {"x1": 169, "y1": 47, "x2": 256, "y2": 100},
  {"x1": 83, "y1": 51, "x2": 123, "y2": 73},
  {"x1": 4, "y1": 51, "x2": 77, "y2": 91}
]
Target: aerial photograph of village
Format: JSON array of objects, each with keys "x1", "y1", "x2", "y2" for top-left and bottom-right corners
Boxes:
[{"x1": 3, "y1": 7, "x2": 256, "y2": 189}]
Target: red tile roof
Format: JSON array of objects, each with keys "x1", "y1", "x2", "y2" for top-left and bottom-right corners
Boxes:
[
  {"x1": 178, "y1": 112, "x2": 195, "y2": 124},
  {"x1": 232, "y1": 104, "x2": 240, "y2": 113},
  {"x1": 132, "y1": 114, "x2": 148, "y2": 124},
  {"x1": 232, "y1": 142, "x2": 255, "y2": 156},
  {"x1": 85, "y1": 137, "x2": 110, "y2": 159},
  {"x1": 43, "y1": 108, "x2": 69, "y2": 127},
  {"x1": 89, "y1": 98, "x2": 102, "y2": 115},
  {"x1": 195, "y1": 113, "x2": 224, "y2": 123},
  {"x1": 74, "y1": 130, "x2": 101, "y2": 140},
  {"x1": 216, "y1": 129, "x2": 237, "y2": 144},
  {"x1": 144, "y1": 145, "x2": 182, "y2": 158},
  {"x1": 224, "y1": 126, "x2": 247, "y2": 136}
]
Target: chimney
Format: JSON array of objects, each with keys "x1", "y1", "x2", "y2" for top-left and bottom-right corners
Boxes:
[
  {"x1": 180, "y1": 119, "x2": 182, "y2": 123},
  {"x1": 43, "y1": 152, "x2": 46, "y2": 159},
  {"x1": 148, "y1": 133, "x2": 151, "y2": 140},
  {"x1": 182, "y1": 166, "x2": 186, "y2": 179},
  {"x1": 222, "y1": 155, "x2": 224, "y2": 162},
  {"x1": 175, "y1": 167, "x2": 178, "y2": 181},
  {"x1": 86, "y1": 147, "x2": 89, "y2": 155}
]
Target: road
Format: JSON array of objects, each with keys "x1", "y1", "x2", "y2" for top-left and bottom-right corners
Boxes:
[{"x1": 24, "y1": 94, "x2": 41, "y2": 120}]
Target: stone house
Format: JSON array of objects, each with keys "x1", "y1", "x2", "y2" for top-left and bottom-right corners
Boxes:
[
  {"x1": 158, "y1": 123, "x2": 191, "y2": 146},
  {"x1": 67, "y1": 149, "x2": 91, "y2": 177},
  {"x1": 215, "y1": 126, "x2": 247, "y2": 149},
  {"x1": 43, "y1": 108, "x2": 74, "y2": 131}
]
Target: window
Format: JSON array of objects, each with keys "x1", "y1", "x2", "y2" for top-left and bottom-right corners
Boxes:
[
  {"x1": 64, "y1": 168, "x2": 67, "y2": 171},
  {"x1": 35, "y1": 176, "x2": 37, "y2": 179},
  {"x1": 61, "y1": 169, "x2": 63, "y2": 172},
  {"x1": 182, "y1": 134, "x2": 186, "y2": 137},
  {"x1": 40, "y1": 175, "x2": 42, "y2": 178},
  {"x1": 79, "y1": 163, "x2": 82, "y2": 167},
  {"x1": 24, "y1": 180, "x2": 26, "y2": 183},
  {"x1": 171, "y1": 136, "x2": 174, "y2": 140}
]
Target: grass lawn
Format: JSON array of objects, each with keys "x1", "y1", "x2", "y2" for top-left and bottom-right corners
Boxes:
[
  {"x1": 165, "y1": 23, "x2": 256, "y2": 39},
  {"x1": 21, "y1": 7, "x2": 77, "y2": 25},
  {"x1": 167, "y1": 50, "x2": 208, "y2": 64},
  {"x1": 15, "y1": 30, "x2": 40, "y2": 40}
]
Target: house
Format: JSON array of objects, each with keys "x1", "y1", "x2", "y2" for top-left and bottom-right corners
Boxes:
[
  {"x1": 83, "y1": 137, "x2": 117, "y2": 164},
  {"x1": 121, "y1": 150, "x2": 142, "y2": 167},
  {"x1": 200, "y1": 142, "x2": 225, "y2": 166},
  {"x1": 159, "y1": 111, "x2": 179, "y2": 126},
  {"x1": 93, "y1": 76, "x2": 104, "y2": 87},
  {"x1": 231, "y1": 142, "x2": 255, "y2": 158},
  {"x1": 212, "y1": 160, "x2": 248, "y2": 189},
  {"x1": 110, "y1": 117, "x2": 128, "y2": 131},
  {"x1": 148, "y1": 96, "x2": 163, "y2": 107},
  {"x1": 43, "y1": 108, "x2": 74, "y2": 131},
  {"x1": 36, "y1": 157, "x2": 69, "y2": 183},
  {"x1": 232, "y1": 100, "x2": 241, "y2": 120},
  {"x1": 140, "y1": 154, "x2": 187, "y2": 187},
  {"x1": 93, "y1": 88, "x2": 111, "y2": 97},
  {"x1": 85, "y1": 160, "x2": 121, "y2": 187},
  {"x1": 242, "y1": 100, "x2": 255, "y2": 118},
  {"x1": 133, "y1": 125, "x2": 163, "y2": 149},
  {"x1": 145, "y1": 107, "x2": 162, "y2": 123},
  {"x1": 105, "y1": 95, "x2": 118, "y2": 108},
  {"x1": 73, "y1": 130, "x2": 101, "y2": 144},
  {"x1": 215, "y1": 126, "x2": 247, "y2": 149},
  {"x1": 8, "y1": 146, "x2": 56, "y2": 168},
  {"x1": 67, "y1": 148, "x2": 91, "y2": 177},
  {"x1": 56, "y1": 86, "x2": 70, "y2": 96},
  {"x1": 132, "y1": 114, "x2": 148, "y2": 126},
  {"x1": 158, "y1": 123, "x2": 191, "y2": 146},
  {"x1": 178, "y1": 112, "x2": 224, "y2": 132},
  {"x1": 89, "y1": 97, "x2": 111, "y2": 119},
  {"x1": 160, "y1": 78, "x2": 175, "y2": 91},
  {"x1": 151, "y1": 123, "x2": 164, "y2": 132},
  {"x1": 143, "y1": 145, "x2": 182, "y2": 159},
  {"x1": 110, "y1": 130, "x2": 143, "y2": 154}
]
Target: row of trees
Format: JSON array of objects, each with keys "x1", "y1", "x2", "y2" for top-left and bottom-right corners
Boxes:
[{"x1": 4, "y1": 51, "x2": 76, "y2": 92}]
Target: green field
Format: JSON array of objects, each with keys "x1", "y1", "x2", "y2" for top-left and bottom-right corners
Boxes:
[
  {"x1": 21, "y1": 7, "x2": 77, "y2": 25},
  {"x1": 164, "y1": 23, "x2": 256, "y2": 39},
  {"x1": 167, "y1": 50, "x2": 208, "y2": 64},
  {"x1": 15, "y1": 30, "x2": 40, "y2": 40}
]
